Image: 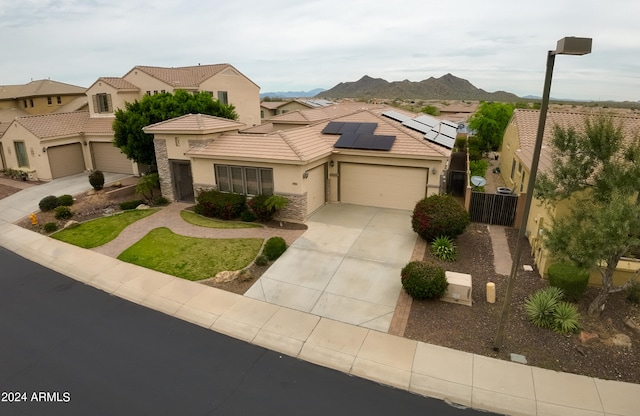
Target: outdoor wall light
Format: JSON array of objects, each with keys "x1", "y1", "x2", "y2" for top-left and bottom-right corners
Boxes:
[
  {"x1": 330, "y1": 160, "x2": 335, "y2": 167},
  {"x1": 303, "y1": 170, "x2": 309, "y2": 179},
  {"x1": 42, "y1": 147, "x2": 46, "y2": 153},
  {"x1": 431, "y1": 167, "x2": 437, "y2": 175}
]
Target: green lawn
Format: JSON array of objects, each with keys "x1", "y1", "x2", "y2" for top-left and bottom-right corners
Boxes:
[
  {"x1": 117, "y1": 227, "x2": 263, "y2": 281},
  {"x1": 180, "y1": 210, "x2": 261, "y2": 229},
  {"x1": 51, "y1": 209, "x2": 159, "y2": 248}
]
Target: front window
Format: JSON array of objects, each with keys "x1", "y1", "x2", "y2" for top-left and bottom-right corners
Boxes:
[
  {"x1": 217, "y1": 91, "x2": 228, "y2": 105},
  {"x1": 214, "y1": 165, "x2": 273, "y2": 196},
  {"x1": 93, "y1": 93, "x2": 112, "y2": 113},
  {"x1": 14, "y1": 142, "x2": 29, "y2": 167}
]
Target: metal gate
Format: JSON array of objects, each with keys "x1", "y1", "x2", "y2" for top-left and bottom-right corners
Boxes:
[
  {"x1": 446, "y1": 170, "x2": 466, "y2": 196},
  {"x1": 469, "y1": 191, "x2": 518, "y2": 226}
]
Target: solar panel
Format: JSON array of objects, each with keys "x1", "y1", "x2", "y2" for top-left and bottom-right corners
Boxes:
[
  {"x1": 333, "y1": 133, "x2": 359, "y2": 148},
  {"x1": 338, "y1": 123, "x2": 360, "y2": 133},
  {"x1": 440, "y1": 124, "x2": 457, "y2": 139},
  {"x1": 425, "y1": 130, "x2": 438, "y2": 140},
  {"x1": 413, "y1": 115, "x2": 438, "y2": 128},
  {"x1": 442, "y1": 120, "x2": 458, "y2": 128},
  {"x1": 369, "y1": 135, "x2": 396, "y2": 150},
  {"x1": 353, "y1": 134, "x2": 375, "y2": 149},
  {"x1": 381, "y1": 110, "x2": 411, "y2": 123},
  {"x1": 321, "y1": 122, "x2": 344, "y2": 134},
  {"x1": 402, "y1": 119, "x2": 430, "y2": 134},
  {"x1": 433, "y1": 134, "x2": 456, "y2": 149},
  {"x1": 355, "y1": 123, "x2": 377, "y2": 135}
]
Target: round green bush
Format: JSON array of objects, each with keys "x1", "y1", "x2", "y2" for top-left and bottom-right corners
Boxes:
[
  {"x1": 400, "y1": 261, "x2": 448, "y2": 300},
  {"x1": 43, "y1": 222, "x2": 58, "y2": 233},
  {"x1": 57, "y1": 194, "x2": 74, "y2": 206},
  {"x1": 547, "y1": 262, "x2": 590, "y2": 302},
  {"x1": 119, "y1": 200, "x2": 145, "y2": 210},
  {"x1": 263, "y1": 237, "x2": 287, "y2": 261},
  {"x1": 153, "y1": 196, "x2": 169, "y2": 206},
  {"x1": 249, "y1": 194, "x2": 274, "y2": 221},
  {"x1": 241, "y1": 210, "x2": 257, "y2": 222},
  {"x1": 254, "y1": 255, "x2": 269, "y2": 267},
  {"x1": 39, "y1": 195, "x2": 59, "y2": 212},
  {"x1": 411, "y1": 195, "x2": 470, "y2": 242},
  {"x1": 88, "y1": 170, "x2": 105, "y2": 191},
  {"x1": 54, "y1": 206, "x2": 73, "y2": 220}
]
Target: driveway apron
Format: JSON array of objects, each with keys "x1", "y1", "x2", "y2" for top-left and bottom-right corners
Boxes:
[{"x1": 245, "y1": 204, "x2": 416, "y2": 332}]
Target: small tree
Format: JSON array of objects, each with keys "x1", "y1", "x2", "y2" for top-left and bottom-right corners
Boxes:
[
  {"x1": 467, "y1": 102, "x2": 514, "y2": 152},
  {"x1": 136, "y1": 173, "x2": 160, "y2": 203},
  {"x1": 535, "y1": 114, "x2": 640, "y2": 316}
]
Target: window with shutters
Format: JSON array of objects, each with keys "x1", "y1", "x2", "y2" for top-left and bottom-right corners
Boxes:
[
  {"x1": 214, "y1": 165, "x2": 273, "y2": 196},
  {"x1": 93, "y1": 93, "x2": 112, "y2": 113}
]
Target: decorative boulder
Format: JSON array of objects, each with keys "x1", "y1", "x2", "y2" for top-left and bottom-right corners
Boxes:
[
  {"x1": 136, "y1": 204, "x2": 150, "y2": 210},
  {"x1": 64, "y1": 220, "x2": 80, "y2": 229},
  {"x1": 214, "y1": 270, "x2": 241, "y2": 283}
]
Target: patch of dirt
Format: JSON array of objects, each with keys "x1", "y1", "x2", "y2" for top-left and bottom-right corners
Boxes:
[
  {"x1": 0, "y1": 183, "x2": 22, "y2": 199},
  {"x1": 404, "y1": 223, "x2": 640, "y2": 383}
]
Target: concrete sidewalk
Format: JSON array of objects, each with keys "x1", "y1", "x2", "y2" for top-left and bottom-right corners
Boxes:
[{"x1": 1, "y1": 223, "x2": 638, "y2": 415}]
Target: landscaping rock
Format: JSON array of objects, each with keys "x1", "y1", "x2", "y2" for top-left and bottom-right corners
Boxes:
[
  {"x1": 103, "y1": 208, "x2": 115, "y2": 216},
  {"x1": 611, "y1": 333, "x2": 632, "y2": 348},
  {"x1": 136, "y1": 204, "x2": 150, "y2": 210},
  {"x1": 579, "y1": 331, "x2": 600, "y2": 345},
  {"x1": 86, "y1": 189, "x2": 96, "y2": 196},
  {"x1": 214, "y1": 270, "x2": 241, "y2": 283},
  {"x1": 63, "y1": 220, "x2": 80, "y2": 229},
  {"x1": 625, "y1": 318, "x2": 640, "y2": 334}
]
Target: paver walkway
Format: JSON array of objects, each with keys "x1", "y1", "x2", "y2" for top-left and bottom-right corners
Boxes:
[
  {"x1": 487, "y1": 225, "x2": 512, "y2": 276},
  {"x1": 91, "y1": 202, "x2": 306, "y2": 257}
]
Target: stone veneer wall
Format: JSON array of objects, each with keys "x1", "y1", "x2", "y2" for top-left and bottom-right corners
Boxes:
[
  {"x1": 275, "y1": 193, "x2": 307, "y2": 223},
  {"x1": 153, "y1": 138, "x2": 174, "y2": 201}
]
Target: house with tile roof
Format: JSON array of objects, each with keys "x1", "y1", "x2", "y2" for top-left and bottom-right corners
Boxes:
[
  {"x1": 144, "y1": 106, "x2": 452, "y2": 221},
  {"x1": 1, "y1": 64, "x2": 261, "y2": 180},
  {"x1": 498, "y1": 108, "x2": 640, "y2": 284},
  {"x1": 0, "y1": 79, "x2": 87, "y2": 116}
]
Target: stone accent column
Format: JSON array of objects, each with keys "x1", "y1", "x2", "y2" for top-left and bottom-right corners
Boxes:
[
  {"x1": 154, "y1": 138, "x2": 174, "y2": 201},
  {"x1": 275, "y1": 193, "x2": 307, "y2": 222}
]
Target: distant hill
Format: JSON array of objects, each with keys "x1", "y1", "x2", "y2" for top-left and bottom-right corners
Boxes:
[
  {"x1": 260, "y1": 88, "x2": 325, "y2": 99},
  {"x1": 315, "y1": 74, "x2": 520, "y2": 101}
]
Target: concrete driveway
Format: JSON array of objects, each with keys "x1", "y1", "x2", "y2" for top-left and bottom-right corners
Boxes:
[{"x1": 245, "y1": 204, "x2": 417, "y2": 332}]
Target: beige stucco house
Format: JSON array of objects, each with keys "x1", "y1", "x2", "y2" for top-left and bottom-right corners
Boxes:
[
  {"x1": 499, "y1": 108, "x2": 640, "y2": 285},
  {"x1": 1, "y1": 64, "x2": 261, "y2": 180},
  {"x1": 144, "y1": 106, "x2": 452, "y2": 222}
]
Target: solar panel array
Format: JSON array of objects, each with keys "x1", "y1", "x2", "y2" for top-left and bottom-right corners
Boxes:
[
  {"x1": 381, "y1": 110, "x2": 456, "y2": 149},
  {"x1": 322, "y1": 122, "x2": 396, "y2": 151}
]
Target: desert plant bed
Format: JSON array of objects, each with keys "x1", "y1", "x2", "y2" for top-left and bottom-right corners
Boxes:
[{"x1": 404, "y1": 222, "x2": 640, "y2": 383}]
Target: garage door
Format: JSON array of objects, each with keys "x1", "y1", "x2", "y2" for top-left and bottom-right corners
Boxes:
[
  {"x1": 91, "y1": 142, "x2": 133, "y2": 174},
  {"x1": 340, "y1": 163, "x2": 427, "y2": 210},
  {"x1": 48, "y1": 143, "x2": 85, "y2": 178},
  {"x1": 306, "y1": 164, "x2": 326, "y2": 215}
]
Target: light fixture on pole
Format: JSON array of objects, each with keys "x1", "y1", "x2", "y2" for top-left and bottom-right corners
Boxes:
[{"x1": 493, "y1": 37, "x2": 592, "y2": 351}]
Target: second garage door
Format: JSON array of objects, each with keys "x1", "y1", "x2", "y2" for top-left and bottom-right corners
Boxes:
[
  {"x1": 48, "y1": 143, "x2": 85, "y2": 179},
  {"x1": 91, "y1": 142, "x2": 133, "y2": 174},
  {"x1": 339, "y1": 163, "x2": 427, "y2": 210}
]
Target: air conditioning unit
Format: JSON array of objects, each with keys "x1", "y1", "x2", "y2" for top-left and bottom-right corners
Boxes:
[{"x1": 441, "y1": 271, "x2": 472, "y2": 306}]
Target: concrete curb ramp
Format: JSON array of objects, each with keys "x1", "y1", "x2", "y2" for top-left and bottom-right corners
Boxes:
[{"x1": 1, "y1": 222, "x2": 638, "y2": 415}]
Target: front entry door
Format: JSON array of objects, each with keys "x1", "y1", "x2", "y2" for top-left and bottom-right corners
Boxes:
[{"x1": 171, "y1": 160, "x2": 194, "y2": 202}]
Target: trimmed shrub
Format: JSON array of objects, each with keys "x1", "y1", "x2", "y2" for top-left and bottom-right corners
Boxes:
[
  {"x1": 153, "y1": 196, "x2": 169, "y2": 206},
  {"x1": 119, "y1": 200, "x2": 145, "y2": 210},
  {"x1": 412, "y1": 194, "x2": 470, "y2": 242},
  {"x1": 431, "y1": 236, "x2": 457, "y2": 262},
  {"x1": 547, "y1": 262, "x2": 590, "y2": 302},
  {"x1": 400, "y1": 261, "x2": 448, "y2": 300},
  {"x1": 254, "y1": 255, "x2": 269, "y2": 267},
  {"x1": 54, "y1": 206, "x2": 73, "y2": 220},
  {"x1": 625, "y1": 279, "x2": 640, "y2": 304},
  {"x1": 263, "y1": 237, "x2": 287, "y2": 261},
  {"x1": 39, "y1": 195, "x2": 59, "y2": 212},
  {"x1": 88, "y1": 170, "x2": 105, "y2": 191},
  {"x1": 57, "y1": 194, "x2": 74, "y2": 206},
  {"x1": 196, "y1": 190, "x2": 246, "y2": 220},
  {"x1": 249, "y1": 194, "x2": 274, "y2": 221},
  {"x1": 240, "y1": 210, "x2": 257, "y2": 222},
  {"x1": 43, "y1": 222, "x2": 58, "y2": 233}
]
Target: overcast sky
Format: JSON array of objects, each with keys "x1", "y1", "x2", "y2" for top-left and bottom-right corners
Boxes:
[{"x1": 1, "y1": 0, "x2": 638, "y2": 101}]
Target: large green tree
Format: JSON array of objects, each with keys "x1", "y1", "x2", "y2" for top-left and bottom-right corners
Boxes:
[
  {"x1": 535, "y1": 114, "x2": 640, "y2": 316},
  {"x1": 113, "y1": 90, "x2": 237, "y2": 167},
  {"x1": 467, "y1": 102, "x2": 514, "y2": 152}
]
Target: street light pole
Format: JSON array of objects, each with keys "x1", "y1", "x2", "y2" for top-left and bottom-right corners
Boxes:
[{"x1": 493, "y1": 37, "x2": 592, "y2": 351}]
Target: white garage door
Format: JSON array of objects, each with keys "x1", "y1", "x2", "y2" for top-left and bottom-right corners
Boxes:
[
  {"x1": 48, "y1": 143, "x2": 85, "y2": 178},
  {"x1": 340, "y1": 163, "x2": 427, "y2": 210},
  {"x1": 91, "y1": 142, "x2": 133, "y2": 174},
  {"x1": 306, "y1": 164, "x2": 326, "y2": 215}
]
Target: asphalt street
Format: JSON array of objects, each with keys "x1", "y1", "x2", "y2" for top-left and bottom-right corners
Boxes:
[{"x1": 0, "y1": 247, "x2": 495, "y2": 416}]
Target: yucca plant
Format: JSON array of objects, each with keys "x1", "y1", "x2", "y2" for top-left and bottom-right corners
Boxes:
[
  {"x1": 431, "y1": 236, "x2": 457, "y2": 262},
  {"x1": 524, "y1": 287, "x2": 564, "y2": 329},
  {"x1": 553, "y1": 301, "x2": 581, "y2": 334}
]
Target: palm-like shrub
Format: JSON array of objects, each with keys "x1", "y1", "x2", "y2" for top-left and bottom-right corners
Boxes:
[
  {"x1": 524, "y1": 287, "x2": 581, "y2": 334},
  {"x1": 553, "y1": 301, "x2": 581, "y2": 334},
  {"x1": 400, "y1": 261, "x2": 448, "y2": 300},
  {"x1": 412, "y1": 195, "x2": 470, "y2": 242},
  {"x1": 431, "y1": 236, "x2": 457, "y2": 261}
]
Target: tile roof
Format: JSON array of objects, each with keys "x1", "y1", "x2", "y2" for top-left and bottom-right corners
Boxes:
[
  {"x1": 97, "y1": 77, "x2": 140, "y2": 90},
  {"x1": 84, "y1": 117, "x2": 115, "y2": 135},
  {"x1": 260, "y1": 101, "x2": 288, "y2": 110},
  {"x1": 143, "y1": 114, "x2": 246, "y2": 134},
  {"x1": 0, "y1": 79, "x2": 86, "y2": 99},
  {"x1": 240, "y1": 122, "x2": 274, "y2": 134},
  {"x1": 186, "y1": 108, "x2": 451, "y2": 163},
  {"x1": 13, "y1": 111, "x2": 89, "y2": 139},
  {"x1": 513, "y1": 109, "x2": 640, "y2": 173},
  {"x1": 132, "y1": 64, "x2": 234, "y2": 88},
  {"x1": 267, "y1": 102, "x2": 388, "y2": 124}
]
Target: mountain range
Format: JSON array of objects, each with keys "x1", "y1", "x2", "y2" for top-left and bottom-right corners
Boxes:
[
  {"x1": 260, "y1": 88, "x2": 325, "y2": 99},
  {"x1": 315, "y1": 74, "x2": 520, "y2": 101}
]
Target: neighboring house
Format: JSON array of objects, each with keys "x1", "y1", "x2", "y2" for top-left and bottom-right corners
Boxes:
[
  {"x1": 0, "y1": 79, "x2": 87, "y2": 116},
  {"x1": 498, "y1": 108, "x2": 640, "y2": 284},
  {"x1": 144, "y1": 107, "x2": 454, "y2": 221},
  {"x1": 260, "y1": 99, "x2": 335, "y2": 119},
  {"x1": 0, "y1": 64, "x2": 260, "y2": 180}
]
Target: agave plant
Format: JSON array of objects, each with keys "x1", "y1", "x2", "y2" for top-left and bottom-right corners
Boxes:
[
  {"x1": 553, "y1": 301, "x2": 581, "y2": 334},
  {"x1": 431, "y1": 236, "x2": 457, "y2": 262},
  {"x1": 524, "y1": 286, "x2": 564, "y2": 329}
]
